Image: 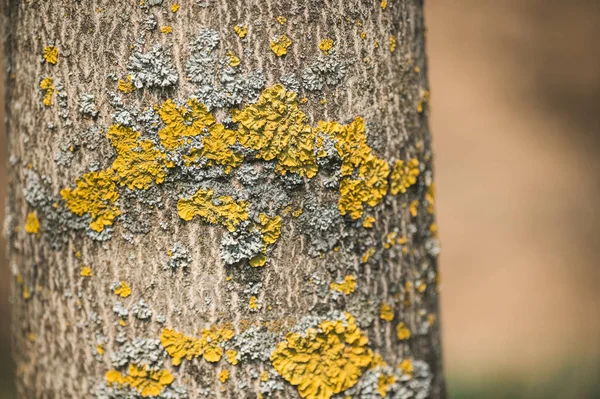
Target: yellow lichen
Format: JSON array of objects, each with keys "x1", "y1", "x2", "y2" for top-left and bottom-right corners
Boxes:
[
  {"x1": 380, "y1": 0, "x2": 388, "y2": 10},
  {"x1": 184, "y1": 123, "x2": 243, "y2": 172},
  {"x1": 118, "y1": 75, "x2": 136, "y2": 94},
  {"x1": 157, "y1": 98, "x2": 216, "y2": 150},
  {"x1": 276, "y1": 15, "x2": 287, "y2": 25},
  {"x1": 390, "y1": 158, "x2": 420, "y2": 195},
  {"x1": 107, "y1": 125, "x2": 170, "y2": 190},
  {"x1": 258, "y1": 213, "x2": 282, "y2": 245},
  {"x1": 330, "y1": 275, "x2": 356, "y2": 295},
  {"x1": 160, "y1": 326, "x2": 235, "y2": 365},
  {"x1": 399, "y1": 359, "x2": 413, "y2": 375},
  {"x1": 171, "y1": 3, "x2": 180, "y2": 12},
  {"x1": 316, "y1": 117, "x2": 390, "y2": 219},
  {"x1": 361, "y1": 247, "x2": 375, "y2": 263},
  {"x1": 106, "y1": 364, "x2": 174, "y2": 397},
  {"x1": 234, "y1": 24, "x2": 248, "y2": 38},
  {"x1": 233, "y1": 84, "x2": 318, "y2": 178},
  {"x1": 417, "y1": 90, "x2": 430, "y2": 113},
  {"x1": 319, "y1": 38, "x2": 334, "y2": 54},
  {"x1": 226, "y1": 50, "x2": 240, "y2": 67},
  {"x1": 97, "y1": 344, "x2": 105, "y2": 355},
  {"x1": 60, "y1": 169, "x2": 120, "y2": 232},
  {"x1": 379, "y1": 303, "x2": 394, "y2": 322},
  {"x1": 270, "y1": 35, "x2": 292, "y2": 57},
  {"x1": 40, "y1": 77, "x2": 54, "y2": 106},
  {"x1": 377, "y1": 374, "x2": 395, "y2": 397},
  {"x1": 114, "y1": 281, "x2": 132, "y2": 298},
  {"x1": 43, "y1": 45, "x2": 58, "y2": 64},
  {"x1": 80, "y1": 266, "x2": 93, "y2": 277},
  {"x1": 260, "y1": 371, "x2": 269, "y2": 381},
  {"x1": 249, "y1": 296, "x2": 259, "y2": 310},
  {"x1": 425, "y1": 183, "x2": 435, "y2": 214},
  {"x1": 409, "y1": 200, "x2": 419, "y2": 217},
  {"x1": 396, "y1": 322, "x2": 411, "y2": 341},
  {"x1": 270, "y1": 313, "x2": 373, "y2": 399},
  {"x1": 160, "y1": 26, "x2": 173, "y2": 34},
  {"x1": 218, "y1": 369, "x2": 229, "y2": 383},
  {"x1": 226, "y1": 349, "x2": 239, "y2": 365},
  {"x1": 25, "y1": 212, "x2": 40, "y2": 234},
  {"x1": 362, "y1": 216, "x2": 375, "y2": 228},
  {"x1": 389, "y1": 35, "x2": 397, "y2": 53},
  {"x1": 177, "y1": 188, "x2": 248, "y2": 232}
]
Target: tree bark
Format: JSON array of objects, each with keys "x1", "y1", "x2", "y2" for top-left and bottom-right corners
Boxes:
[{"x1": 3, "y1": 0, "x2": 444, "y2": 398}]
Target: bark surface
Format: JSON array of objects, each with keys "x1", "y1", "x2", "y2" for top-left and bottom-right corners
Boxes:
[{"x1": 3, "y1": 1, "x2": 444, "y2": 398}]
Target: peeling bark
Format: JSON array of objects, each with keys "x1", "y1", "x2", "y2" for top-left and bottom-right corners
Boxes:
[{"x1": 3, "y1": 1, "x2": 444, "y2": 398}]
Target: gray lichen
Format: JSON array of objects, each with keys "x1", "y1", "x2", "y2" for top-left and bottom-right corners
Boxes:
[
  {"x1": 127, "y1": 45, "x2": 178, "y2": 89},
  {"x1": 78, "y1": 93, "x2": 98, "y2": 117}
]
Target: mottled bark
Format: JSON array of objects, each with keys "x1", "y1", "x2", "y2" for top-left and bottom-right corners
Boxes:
[{"x1": 3, "y1": 1, "x2": 444, "y2": 398}]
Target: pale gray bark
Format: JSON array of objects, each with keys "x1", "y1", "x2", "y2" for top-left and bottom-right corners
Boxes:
[{"x1": 3, "y1": 1, "x2": 444, "y2": 398}]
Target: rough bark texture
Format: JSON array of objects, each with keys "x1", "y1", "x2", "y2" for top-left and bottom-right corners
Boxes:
[{"x1": 3, "y1": 0, "x2": 444, "y2": 398}]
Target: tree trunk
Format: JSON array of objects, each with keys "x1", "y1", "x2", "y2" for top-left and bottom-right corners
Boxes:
[{"x1": 2, "y1": 0, "x2": 444, "y2": 398}]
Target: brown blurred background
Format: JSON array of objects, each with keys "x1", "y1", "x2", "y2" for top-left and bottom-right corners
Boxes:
[{"x1": 1, "y1": 1, "x2": 599, "y2": 398}]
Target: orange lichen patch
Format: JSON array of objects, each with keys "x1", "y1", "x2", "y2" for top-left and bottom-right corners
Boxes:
[
  {"x1": 319, "y1": 38, "x2": 334, "y2": 54},
  {"x1": 396, "y1": 322, "x2": 411, "y2": 341},
  {"x1": 270, "y1": 35, "x2": 292, "y2": 57},
  {"x1": 389, "y1": 35, "x2": 397, "y2": 53},
  {"x1": 234, "y1": 24, "x2": 248, "y2": 38},
  {"x1": 157, "y1": 98, "x2": 217, "y2": 150},
  {"x1": 177, "y1": 188, "x2": 248, "y2": 232},
  {"x1": 225, "y1": 349, "x2": 239, "y2": 365},
  {"x1": 390, "y1": 158, "x2": 420, "y2": 195},
  {"x1": 25, "y1": 212, "x2": 40, "y2": 234},
  {"x1": 233, "y1": 84, "x2": 318, "y2": 178},
  {"x1": 114, "y1": 281, "x2": 132, "y2": 298},
  {"x1": 276, "y1": 15, "x2": 287, "y2": 25},
  {"x1": 330, "y1": 275, "x2": 356, "y2": 295},
  {"x1": 43, "y1": 45, "x2": 58, "y2": 64},
  {"x1": 118, "y1": 75, "x2": 136, "y2": 93},
  {"x1": 218, "y1": 369, "x2": 229, "y2": 383},
  {"x1": 270, "y1": 313, "x2": 373, "y2": 399},
  {"x1": 378, "y1": 373, "x2": 395, "y2": 397},
  {"x1": 380, "y1": 0, "x2": 388, "y2": 10},
  {"x1": 80, "y1": 266, "x2": 93, "y2": 277},
  {"x1": 226, "y1": 51, "x2": 240, "y2": 67},
  {"x1": 105, "y1": 364, "x2": 174, "y2": 397},
  {"x1": 60, "y1": 170, "x2": 121, "y2": 232},
  {"x1": 160, "y1": 26, "x2": 173, "y2": 34},
  {"x1": 160, "y1": 326, "x2": 235, "y2": 365},
  {"x1": 107, "y1": 125, "x2": 170, "y2": 190},
  {"x1": 171, "y1": 3, "x2": 180, "y2": 12},
  {"x1": 379, "y1": 303, "x2": 394, "y2": 322},
  {"x1": 39, "y1": 77, "x2": 54, "y2": 106}
]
